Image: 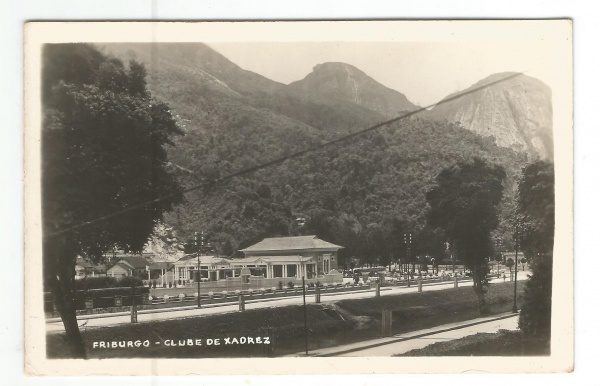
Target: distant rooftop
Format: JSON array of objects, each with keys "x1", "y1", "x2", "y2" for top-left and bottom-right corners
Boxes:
[
  {"x1": 240, "y1": 236, "x2": 343, "y2": 253},
  {"x1": 229, "y1": 255, "x2": 313, "y2": 265}
]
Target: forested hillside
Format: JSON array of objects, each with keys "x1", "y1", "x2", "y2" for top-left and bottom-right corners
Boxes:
[{"x1": 101, "y1": 43, "x2": 534, "y2": 266}]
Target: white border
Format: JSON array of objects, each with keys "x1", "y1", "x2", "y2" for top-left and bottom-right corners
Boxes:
[
  {"x1": 23, "y1": 20, "x2": 572, "y2": 377},
  {"x1": 3, "y1": 0, "x2": 597, "y2": 384}
]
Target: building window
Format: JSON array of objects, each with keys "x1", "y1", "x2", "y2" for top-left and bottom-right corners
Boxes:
[
  {"x1": 286, "y1": 265, "x2": 297, "y2": 278},
  {"x1": 273, "y1": 265, "x2": 283, "y2": 278},
  {"x1": 306, "y1": 264, "x2": 316, "y2": 279}
]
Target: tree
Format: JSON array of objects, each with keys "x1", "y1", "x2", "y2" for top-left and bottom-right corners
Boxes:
[
  {"x1": 426, "y1": 158, "x2": 506, "y2": 314},
  {"x1": 494, "y1": 253, "x2": 503, "y2": 274},
  {"x1": 506, "y1": 257, "x2": 515, "y2": 279},
  {"x1": 520, "y1": 257, "x2": 527, "y2": 271},
  {"x1": 516, "y1": 161, "x2": 554, "y2": 340},
  {"x1": 516, "y1": 161, "x2": 555, "y2": 257},
  {"x1": 42, "y1": 44, "x2": 184, "y2": 357}
]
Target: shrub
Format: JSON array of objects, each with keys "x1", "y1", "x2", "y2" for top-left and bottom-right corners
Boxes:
[
  {"x1": 519, "y1": 255, "x2": 552, "y2": 340},
  {"x1": 72, "y1": 286, "x2": 149, "y2": 309},
  {"x1": 287, "y1": 281, "x2": 294, "y2": 289},
  {"x1": 74, "y1": 276, "x2": 144, "y2": 290},
  {"x1": 118, "y1": 276, "x2": 144, "y2": 288}
]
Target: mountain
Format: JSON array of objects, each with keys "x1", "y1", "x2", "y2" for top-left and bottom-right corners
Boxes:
[
  {"x1": 288, "y1": 62, "x2": 419, "y2": 117},
  {"x1": 96, "y1": 43, "x2": 532, "y2": 264},
  {"x1": 104, "y1": 43, "x2": 386, "y2": 137},
  {"x1": 427, "y1": 72, "x2": 553, "y2": 160}
]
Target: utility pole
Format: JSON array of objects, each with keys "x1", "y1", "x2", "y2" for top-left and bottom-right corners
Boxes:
[
  {"x1": 512, "y1": 224, "x2": 520, "y2": 313},
  {"x1": 195, "y1": 231, "x2": 203, "y2": 308},
  {"x1": 404, "y1": 233, "x2": 412, "y2": 286}
]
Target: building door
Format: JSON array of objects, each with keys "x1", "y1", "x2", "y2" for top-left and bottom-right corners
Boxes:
[{"x1": 323, "y1": 254, "x2": 331, "y2": 274}]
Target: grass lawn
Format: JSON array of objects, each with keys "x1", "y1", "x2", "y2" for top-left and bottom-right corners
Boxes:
[
  {"x1": 47, "y1": 304, "x2": 352, "y2": 358},
  {"x1": 47, "y1": 281, "x2": 525, "y2": 358},
  {"x1": 397, "y1": 330, "x2": 550, "y2": 356},
  {"x1": 336, "y1": 281, "x2": 525, "y2": 339}
]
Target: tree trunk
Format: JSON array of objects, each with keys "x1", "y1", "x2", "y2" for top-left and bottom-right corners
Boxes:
[
  {"x1": 47, "y1": 239, "x2": 87, "y2": 358},
  {"x1": 472, "y1": 265, "x2": 490, "y2": 315}
]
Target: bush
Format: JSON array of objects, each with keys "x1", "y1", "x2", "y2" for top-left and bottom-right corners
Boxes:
[
  {"x1": 518, "y1": 255, "x2": 552, "y2": 340},
  {"x1": 287, "y1": 281, "x2": 294, "y2": 289},
  {"x1": 74, "y1": 276, "x2": 143, "y2": 290},
  {"x1": 74, "y1": 286, "x2": 149, "y2": 309},
  {"x1": 118, "y1": 276, "x2": 144, "y2": 288}
]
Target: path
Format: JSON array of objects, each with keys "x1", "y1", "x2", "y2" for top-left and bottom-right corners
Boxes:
[{"x1": 288, "y1": 312, "x2": 519, "y2": 357}]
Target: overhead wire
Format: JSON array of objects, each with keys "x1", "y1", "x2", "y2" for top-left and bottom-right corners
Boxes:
[{"x1": 44, "y1": 72, "x2": 525, "y2": 238}]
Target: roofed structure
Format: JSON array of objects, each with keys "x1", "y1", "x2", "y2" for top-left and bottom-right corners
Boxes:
[{"x1": 240, "y1": 235, "x2": 342, "y2": 253}]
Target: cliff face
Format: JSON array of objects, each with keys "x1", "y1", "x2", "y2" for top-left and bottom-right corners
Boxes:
[
  {"x1": 428, "y1": 73, "x2": 553, "y2": 160},
  {"x1": 287, "y1": 62, "x2": 419, "y2": 117}
]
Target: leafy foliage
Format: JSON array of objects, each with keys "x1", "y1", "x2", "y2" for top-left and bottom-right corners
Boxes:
[
  {"x1": 42, "y1": 44, "x2": 184, "y2": 357},
  {"x1": 73, "y1": 276, "x2": 143, "y2": 290},
  {"x1": 518, "y1": 255, "x2": 553, "y2": 339},
  {"x1": 102, "y1": 43, "x2": 531, "y2": 268},
  {"x1": 517, "y1": 161, "x2": 555, "y2": 256},
  {"x1": 426, "y1": 158, "x2": 506, "y2": 314},
  {"x1": 517, "y1": 161, "x2": 554, "y2": 340}
]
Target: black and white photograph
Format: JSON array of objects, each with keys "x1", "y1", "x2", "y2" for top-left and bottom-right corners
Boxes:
[{"x1": 23, "y1": 21, "x2": 573, "y2": 375}]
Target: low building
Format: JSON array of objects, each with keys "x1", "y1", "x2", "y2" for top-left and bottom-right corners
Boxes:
[
  {"x1": 107, "y1": 255, "x2": 152, "y2": 278},
  {"x1": 237, "y1": 235, "x2": 343, "y2": 279},
  {"x1": 172, "y1": 255, "x2": 232, "y2": 283},
  {"x1": 148, "y1": 236, "x2": 344, "y2": 297},
  {"x1": 74, "y1": 258, "x2": 95, "y2": 279}
]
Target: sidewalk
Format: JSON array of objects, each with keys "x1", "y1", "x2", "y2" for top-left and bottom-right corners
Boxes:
[{"x1": 288, "y1": 312, "x2": 519, "y2": 357}]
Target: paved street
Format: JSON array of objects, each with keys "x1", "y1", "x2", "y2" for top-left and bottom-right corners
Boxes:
[
  {"x1": 46, "y1": 273, "x2": 530, "y2": 334},
  {"x1": 289, "y1": 312, "x2": 519, "y2": 357}
]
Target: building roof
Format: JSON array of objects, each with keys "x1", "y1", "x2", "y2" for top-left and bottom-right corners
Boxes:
[
  {"x1": 175, "y1": 255, "x2": 229, "y2": 266},
  {"x1": 230, "y1": 255, "x2": 313, "y2": 265},
  {"x1": 75, "y1": 258, "x2": 94, "y2": 269},
  {"x1": 240, "y1": 235, "x2": 343, "y2": 253},
  {"x1": 108, "y1": 262, "x2": 133, "y2": 272},
  {"x1": 112, "y1": 255, "x2": 151, "y2": 270},
  {"x1": 148, "y1": 262, "x2": 174, "y2": 270}
]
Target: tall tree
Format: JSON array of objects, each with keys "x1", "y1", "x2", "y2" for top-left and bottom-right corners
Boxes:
[
  {"x1": 426, "y1": 158, "x2": 506, "y2": 314},
  {"x1": 516, "y1": 161, "x2": 554, "y2": 340},
  {"x1": 42, "y1": 44, "x2": 184, "y2": 357}
]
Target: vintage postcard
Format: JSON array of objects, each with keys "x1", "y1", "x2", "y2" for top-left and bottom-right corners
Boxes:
[{"x1": 24, "y1": 21, "x2": 573, "y2": 375}]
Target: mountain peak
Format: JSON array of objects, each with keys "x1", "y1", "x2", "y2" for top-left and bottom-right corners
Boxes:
[
  {"x1": 288, "y1": 62, "x2": 418, "y2": 117},
  {"x1": 429, "y1": 72, "x2": 553, "y2": 160}
]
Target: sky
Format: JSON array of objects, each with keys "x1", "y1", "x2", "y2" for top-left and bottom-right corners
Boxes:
[{"x1": 209, "y1": 41, "x2": 558, "y2": 107}]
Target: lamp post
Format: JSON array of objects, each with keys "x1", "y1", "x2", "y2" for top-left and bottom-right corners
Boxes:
[
  {"x1": 195, "y1": 231, "x2": 203, "y2": 309},
  {"x1": 512, "y1": 223, "x2": 521, "y2": 314},
  {"x1": 302, "y1": 262, "x2": 308, "y2": 356},
  {"x1": 295, "y1": 217, "x2": 309, "y2": 355},
  {"x1": 404, "y1": 233, "x2": 412, "y2": 286}
]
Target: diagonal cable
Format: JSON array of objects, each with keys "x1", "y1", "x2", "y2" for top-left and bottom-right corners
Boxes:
[{"x1": 45, "y1": 72, "x2": 525, "y2": 238}]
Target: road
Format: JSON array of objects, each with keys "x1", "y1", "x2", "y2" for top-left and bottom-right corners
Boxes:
[
  {"x1": 288, "y1": 312, "x2": 519, "y2": 357},
  {"x1": 46, "y1": 273, "x2": 530, "y2": 334}
]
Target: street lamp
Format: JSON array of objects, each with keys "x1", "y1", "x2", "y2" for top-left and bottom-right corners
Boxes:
[
  {"x1": 403, "y1": 233, "x2": 412, "y2": 286},
  {"x1": 301, "y1": 260, "x2": 308, "y2": 356},
  {"x1": 195, "y1": 231, "x2": 203, "y2": 309},
  {"x1": 512, "y1": 223, "x2": 522, "y2": 313},
  {"x1": 296, "y1": 217, "x2": 308, "y2": 355}
]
